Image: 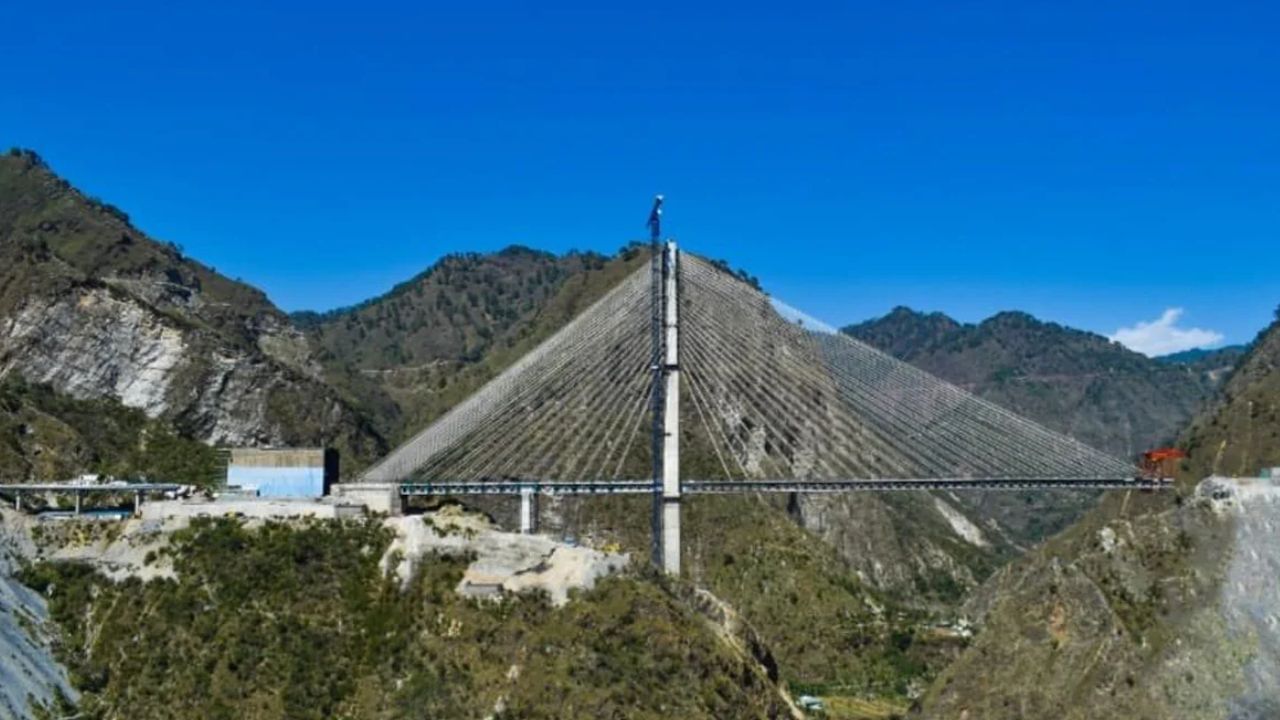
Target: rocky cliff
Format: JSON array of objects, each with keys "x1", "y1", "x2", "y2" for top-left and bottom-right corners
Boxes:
[
  {"x1": 918, "y1": 315, "x2": 1280, "y2": 719},
  {"x1": 920, "y1": 477, "x2": 1280, "y2": 720},
  {"x1": 0, "y1": 150, "x2": 385, "y2": 474},
  {"x1": 0, "y1": 510, "x2": 75, "y2": 719},
  {"x1": 1181, "y1": 315, "x2": 1280, "y2": 479}
]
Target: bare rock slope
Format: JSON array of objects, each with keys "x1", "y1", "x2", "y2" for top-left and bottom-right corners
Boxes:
[
  {"x1": 0, "y1": 510, "x2": 76, "y2": 719},
  {"x1": 0, "y1": 150, "x2": 385, "y2": 472}
]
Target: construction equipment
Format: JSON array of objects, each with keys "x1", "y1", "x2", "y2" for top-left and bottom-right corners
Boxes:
[{"x1": 1140, "y1": 447, "x2": 1186, "y2": 480}]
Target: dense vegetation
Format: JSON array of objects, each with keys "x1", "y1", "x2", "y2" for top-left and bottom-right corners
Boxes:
[
  {"x1": 302, "y1": 246, "x2": 654, "y2": 444},
  {"x1": 0, "y1": 374, "x2": 223, "y2": 486},
  {"x1": 1180, "y1": 313, "x2": 1280, "y2": 479},
  {"x1": 21, "y1": 519, "x2": 791, "y2": 719}
]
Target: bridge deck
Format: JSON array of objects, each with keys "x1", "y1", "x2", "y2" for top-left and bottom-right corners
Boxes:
[
  {"x1": 0, "y1": 483, "x2": 183, "y2": 493},
  {"x1": 1, "y1": 482, "x2": 185, "y2": 514},
  {"x1": 397, "y1": 477, "x2": 1170, "y2": 496}
]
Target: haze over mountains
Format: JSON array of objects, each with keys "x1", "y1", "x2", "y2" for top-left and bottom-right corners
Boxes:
[{"x1": 2, "y1": 149, "x2": 1276, "y2": 718}]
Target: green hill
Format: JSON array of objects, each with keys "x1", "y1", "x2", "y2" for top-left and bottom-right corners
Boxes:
[
  {"x1": 298, "y1": 244, "x2": 653, "y2": 445},
  {"x1": 846, "y1": 306, "x2": 1223, "y2": 460},
  {"x1": 1180, "y1": 313, "x2": 1280, "y2": 479},
  {"x1": 0, "y1": 149, "x2": 386, "y2": 476},
  {"x1": 917, "y1": 312, "x2": 1280, "y2": 719},
  {"x1": 843, "y1": 306, "x2": 1232, "y2": 554}
]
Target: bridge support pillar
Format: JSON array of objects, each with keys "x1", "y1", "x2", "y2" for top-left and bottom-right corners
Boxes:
[
  {"x1": 519, "y1": 486, "x2": 537, "y2": 534},
  {"x1": 74, "y1": 490, "x2": 81, "y2": 516},
  {"x1": 655, "y1": 240, "x2": 682, "y2": 575}
]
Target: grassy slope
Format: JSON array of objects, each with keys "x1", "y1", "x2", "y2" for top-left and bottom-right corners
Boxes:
[
  {"x1": 308, "y1": 245, "x2": 653, "y2": 444},
  {"x1": 0, "y1": 375, "x2": 223, "y2": 486},
  {"x1": 1181, "y1": 315, "x2": 1280, "y2": 479},
  {"x1": 491, "y1": 492, "x2": 968, "y2": 701},
  {"x1": 920, "y1": 487, "x2": 1239, "y2": 719},
  {"x1": 917, "y1": 318, "x2": 1280, "y2": 718},
  {"x1": 22, "y1": 519, "x2": 791, "y2": 720}
]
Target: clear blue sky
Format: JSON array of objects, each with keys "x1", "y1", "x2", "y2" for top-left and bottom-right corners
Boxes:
[{"x1": 4, "y1": 1, "x2": 1277, "y2": 353}]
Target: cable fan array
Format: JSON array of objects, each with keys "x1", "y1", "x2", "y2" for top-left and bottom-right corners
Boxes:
[
  {"x1": 679, "y1": 254, "x2": 1136, "y2": 481},
  {"x1": 363, "y1": 251, "x2": 1136, "y2": 485},
  {"x1": 361, "y1": 262, "x2": 657, "y2": 483}
]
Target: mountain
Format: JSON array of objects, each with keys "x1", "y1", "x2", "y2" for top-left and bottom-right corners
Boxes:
[
  {"x1": 916, "y1": 315, "x2": 1280, "y2": 719},
  {"x1": 297, "y1": 244, "x2": 652, "y2": 444},
  {"x1": 838, "y1": 306, "x2": 1234, "y2": 558},
  {"x1": 846, "y1": 307, "x2": 1226, "y2": 460},
  {"x1": 1180, "y1": 317, "x2": 1280, "y2": 479},
  {"x1": 1157, "y1": 344, "x2": 1248, "y2": 369},
  {"x1": 0, "y1": 149, "x2": 386, "y2": 474},
  {"x1": 5, "y1": 150, "x2": 1253, "y2": 714}
]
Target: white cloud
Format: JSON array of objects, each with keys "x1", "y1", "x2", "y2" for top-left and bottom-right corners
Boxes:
[{"x1": 1109, "y1": 308, "x2": 1224, "y2": 357}]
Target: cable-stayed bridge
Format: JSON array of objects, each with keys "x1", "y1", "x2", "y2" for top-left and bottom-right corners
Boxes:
[{"x1": 355, "y1": 228, "x2": 1163, "y2": 574}]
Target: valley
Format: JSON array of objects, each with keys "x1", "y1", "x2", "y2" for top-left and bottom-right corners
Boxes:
[{"x1": 1, "y1": 150, "x2": 1276, "y2": 720}]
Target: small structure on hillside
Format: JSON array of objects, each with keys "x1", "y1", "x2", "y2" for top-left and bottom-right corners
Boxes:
[
  {"x1": 1140, "y1": 447, "x2": 1186, "y2": 480},
  {"x1": 226, "y1": 448, "x2": 337, "y2": 498}
]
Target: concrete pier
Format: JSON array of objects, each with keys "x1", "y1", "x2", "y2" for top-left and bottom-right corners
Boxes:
[
  {"x1": 519, "y1": 486, "x2": 538, "y2": 534},
  {"x1": 331, "y1": 483, "x2": 404, "y2": 515},
  {"x1": 657, "y1": 240, "x2": 682, "y2": 575}
]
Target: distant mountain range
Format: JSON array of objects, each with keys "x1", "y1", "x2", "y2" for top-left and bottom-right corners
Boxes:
[{"x1": 845, "y1": 306, "x2": 1230, "y2": 459}]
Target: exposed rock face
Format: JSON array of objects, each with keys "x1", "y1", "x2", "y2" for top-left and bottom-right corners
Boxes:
[
  {"x1": 1204, "y1": 478, "x2": 1280, "y2": 717},
  {"x1": 920, "y1": 478, "x2": 1280, "y2": 719},
  {"x1": 381, "y1": 509, "x2": 628, "y2": 606},
  {"x1": 0, "y1": 511, "x2": 76, "y2": 720},
  {"x1": 0, "y1": 151, "x2": 386, "y2": 472},
  {"x1": 789, "y1": 492, "x2": 997, "y2": 602},
  {"x1": 3, "y1": 287, "x2": 188, "y2": 419}
]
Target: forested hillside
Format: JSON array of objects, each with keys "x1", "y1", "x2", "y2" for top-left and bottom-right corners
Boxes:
[
  {"x1": 1180, "y1": 310, "x2": 1280, "y2": 479},
  {"x1": 20, "y1": 518, "x2": 796, "y2": 720},
  {"x1": 918, "y1": 314, "x2": 1280, "y2": 719},
  {"x1": 0, "y1": 150, "x2": 386, "y2": 472},
  {"x1": 298, "y1": 245, "x2": 653, "y2": 444},
  {"x1": 846, "y1": 306, "x2": 1224, "y2": 459},
  {"x1": 844, "y1": 306, "x2": 1235, "y2": 554}
]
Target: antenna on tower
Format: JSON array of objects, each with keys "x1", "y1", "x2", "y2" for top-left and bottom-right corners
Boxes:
[{"x1": 647, "y1": 194, "x2": 664, "y2": 245}]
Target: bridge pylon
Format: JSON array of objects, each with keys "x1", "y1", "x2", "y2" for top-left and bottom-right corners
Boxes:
[{"x1": 653, "y1": 238, "x2": 682, "y2": 574}]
